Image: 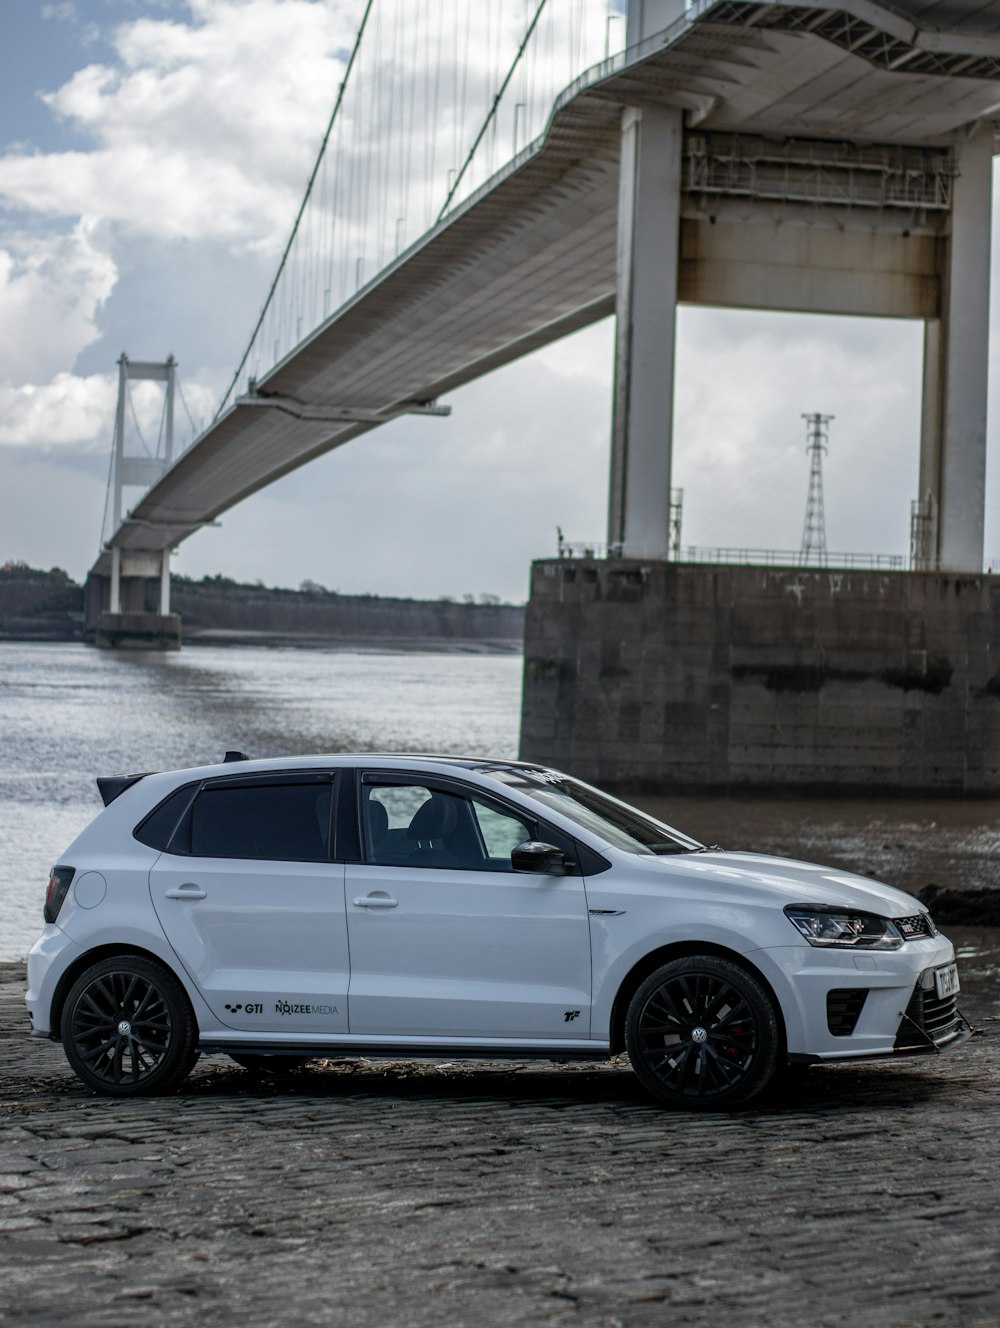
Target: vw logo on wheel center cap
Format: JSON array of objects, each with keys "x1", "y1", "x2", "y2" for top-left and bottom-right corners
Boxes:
[
  {"x1": 691, "y1": 1026, "x2": 708, "y2": 1044},
  {"x1": 117, "y1": 1019, "x2": 131, "y2": 1036}
]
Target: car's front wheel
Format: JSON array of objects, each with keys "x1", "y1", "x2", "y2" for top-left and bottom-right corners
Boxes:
[
  {"x1": 62, "y1": 955, "x2": 198, "y2": 1097},
  {"x1": 624, "y1": 955, "x2": 780, "y2": 1110}
]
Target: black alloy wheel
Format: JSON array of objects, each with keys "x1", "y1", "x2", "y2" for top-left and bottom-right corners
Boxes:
[
  {"x1": 625, "y1": 956, "x2": 780, "y2": 1110},
  {"x1": 62, "y1": 955, "x2": 198, "y2": 1097},
  {"x1": 229, "y1": 1053, "x2": 311, "y2": 1075}
]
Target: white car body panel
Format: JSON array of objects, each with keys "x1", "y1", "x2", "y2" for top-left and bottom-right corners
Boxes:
[
  {"x1": 344, "y1": 862, "x2": 592, "y2": 1038},
  {"x1": 149, "y1": 855, "x2": 350, "y2": 1034}
]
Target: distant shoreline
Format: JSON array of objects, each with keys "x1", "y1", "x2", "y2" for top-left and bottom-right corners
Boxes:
[
  {"x1": 0, "y1": 564, "x2": 525, "y2": 651},
  {"x1": 183, "y1": 630, "x2": 523, "y2": 654}
]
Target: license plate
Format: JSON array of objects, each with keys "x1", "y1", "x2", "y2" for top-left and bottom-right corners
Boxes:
[{"x1": 934, "y1": 963, "x2": 960, "y2": 1000}]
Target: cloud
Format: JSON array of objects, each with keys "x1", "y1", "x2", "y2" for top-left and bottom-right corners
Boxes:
[
  {"x1": 0, "y1": 221, "x2": 116, "y2": 382},
  {"x1": 0, "y1": 372, "x2": 115, "y2": 451},
  {"x1": 0, "y1": 1, "x2": 361, "y2": 252}
]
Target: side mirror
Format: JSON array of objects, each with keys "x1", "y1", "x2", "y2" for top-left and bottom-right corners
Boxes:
[{"x1": 511, "y1": 840, "x2": 567, "y2": 874}]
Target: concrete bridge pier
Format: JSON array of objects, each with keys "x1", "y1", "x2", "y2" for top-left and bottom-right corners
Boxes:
[
  {"x1": 85, "y1": 548, "x2": 181, "y2": 650},
  {"x1": 918, "y1": 125, "x2": 994, "y2": 574}
]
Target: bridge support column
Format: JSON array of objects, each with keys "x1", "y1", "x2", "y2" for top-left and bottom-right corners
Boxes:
[
  {"x1": 608, "y1": 103, "x2": 683, "y2": 560},
  {"x1": 919, "y1": 125, "x2": 993, "y2": 573},
  {"x1": 159, "y1": 549, "x2": 171, "y2": 616},
  {"x1": 90, "y1": 549, "x2": 181, "y2": 650}
]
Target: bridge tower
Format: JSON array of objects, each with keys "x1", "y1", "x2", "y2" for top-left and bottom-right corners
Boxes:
[
  {"x1": 607, "y1": 0, "x2": 994, "y2": 574},
  {"x1": 84, "y1": 354, "x2": 182, "y2": 650}
]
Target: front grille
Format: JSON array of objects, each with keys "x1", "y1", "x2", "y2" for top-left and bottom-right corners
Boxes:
[
  {"x1": 827, "y1": 988, "x2": 868, "y2": 1036},
  {"x1": 894, "y1": 978, "x2": 961, "y2": 1051},
  {"x1": 895, "y1": 914, "x2": 935, "y2": 941}
]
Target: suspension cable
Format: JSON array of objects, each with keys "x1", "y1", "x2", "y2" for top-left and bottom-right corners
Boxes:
[
  {"x1": 437, "y1": 0, "x2": 549, "y2": 221},
  {"x1": 125, "y1": 381, "x2": 150, "y2": 455},
  {"x1": 213, "y1": 0, "x2": 376, "y2": 423},
  {"x1": 177, "y1": 377, "x2": 200, "y2": 438}
]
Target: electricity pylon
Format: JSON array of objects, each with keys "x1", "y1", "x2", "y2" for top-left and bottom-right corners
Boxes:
[{"x1": 800, "y1": 413, "x2": 833, "y2": 566}]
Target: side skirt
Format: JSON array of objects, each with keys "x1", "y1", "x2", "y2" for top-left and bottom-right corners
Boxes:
[{"x1": 198, "y1": 1039, "x2": 613, "y2": 1062}]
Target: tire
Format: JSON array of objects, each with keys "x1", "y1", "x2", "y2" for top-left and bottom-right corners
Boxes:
[
  {"x1": 624, "y1": 956, "x2": 780, "y2": 1110},
  {"x1": 62, "y1": 955, "x2": 199, "y2": 1097},
  {"x1": 229, "y1": 1053, "x2": 311, "y2": 1075}
]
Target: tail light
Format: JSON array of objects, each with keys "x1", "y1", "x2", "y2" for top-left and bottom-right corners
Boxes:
[{"x1": 44, "y1": 866, "x2": 75, "y2": 924}]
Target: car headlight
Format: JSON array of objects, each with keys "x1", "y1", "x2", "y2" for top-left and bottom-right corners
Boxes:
[{"x1": 784, "y1": 905, "x2": 904, "y2": 950}]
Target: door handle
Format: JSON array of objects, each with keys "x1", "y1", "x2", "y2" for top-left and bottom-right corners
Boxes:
[
  {"x1": 164, "y1": 883, "x2": 208, "y2": 900},
  {"x1": 353, "y1": 893, "x2": 398, "y2": 908}
]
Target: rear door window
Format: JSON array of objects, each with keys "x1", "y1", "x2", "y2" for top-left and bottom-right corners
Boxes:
[{"x1": 189, "y1": 778, "x2": 334, "y2": 861}]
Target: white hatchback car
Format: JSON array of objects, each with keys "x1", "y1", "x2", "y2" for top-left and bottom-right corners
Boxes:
[{"x1": 26, "y1": 753, "x2": 969, "y2": 1108}]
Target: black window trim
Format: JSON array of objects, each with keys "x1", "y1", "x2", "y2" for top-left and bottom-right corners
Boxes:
[{"x1": 133, "y1": 780, "x2": 201, "y2": 853}]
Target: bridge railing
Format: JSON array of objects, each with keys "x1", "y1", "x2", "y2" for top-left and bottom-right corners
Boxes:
[{"x1": 556, "y1": 542, "x2": 910, "y2": 571}]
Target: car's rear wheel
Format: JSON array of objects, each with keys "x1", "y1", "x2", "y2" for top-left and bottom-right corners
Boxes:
[
  {"x1": 229, "y1": 1053, "x2": 311, "y2": 1075},
  {"x1": 62, "y1": 955, "x2": 198, "y2": 1097},
  {"x1": 624, "y1": 956, "x2": 780, "y2": 1110}
]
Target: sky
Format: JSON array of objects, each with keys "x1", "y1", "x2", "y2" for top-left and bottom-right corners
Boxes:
[{"x1": 2, "y1": 0, "x2": 999, "y2": 603}]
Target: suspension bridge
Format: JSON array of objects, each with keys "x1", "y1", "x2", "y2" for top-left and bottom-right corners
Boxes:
[{"x1": 87, "y1": 0, "x2": 1000, "y2": 792}]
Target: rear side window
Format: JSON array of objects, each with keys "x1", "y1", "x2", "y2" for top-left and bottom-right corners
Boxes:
[
  {"x1": 134, "y1": 784, "x2": 199, "y2": 850},
  {"x1": 190, "y1": 781, "x2": 333, "y2": 861}
]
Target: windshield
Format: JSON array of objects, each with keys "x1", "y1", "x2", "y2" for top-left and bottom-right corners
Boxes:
[{"x1": 485, "y1": 769, "x2": 704, "y2": 856}]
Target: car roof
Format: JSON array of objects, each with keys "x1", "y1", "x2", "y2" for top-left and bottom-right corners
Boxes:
[
  {"x1": 109, "y1": 752, "x2": 563, "y2": 788},
  {"x1": 193, "y1": 752, "x2": 556, "y2": 774}
]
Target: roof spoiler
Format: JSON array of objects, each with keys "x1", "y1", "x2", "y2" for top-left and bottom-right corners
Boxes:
[
  {"x1": 96, "y1": 773, "x2": 152, "y2": 806},
  {"x1": 97, "y1": 752, "x2": 248, "y2": 806}
]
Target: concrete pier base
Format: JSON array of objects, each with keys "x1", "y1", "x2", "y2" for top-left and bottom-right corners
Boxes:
[
  {"x1": 95, "y1": 612, "x2": 182, "y2": 651},
  {"x1": 519, "y1": 560, "x2": 1000, "y2": 793}
]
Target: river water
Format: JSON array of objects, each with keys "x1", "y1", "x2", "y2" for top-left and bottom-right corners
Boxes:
[{"x1": 3, "y1": 640, "x2": 999, "y2": 961}]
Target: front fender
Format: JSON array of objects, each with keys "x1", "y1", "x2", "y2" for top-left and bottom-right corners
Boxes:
[{"x1": 590, "y1": 912, "x2": 807, "y2": 1053}]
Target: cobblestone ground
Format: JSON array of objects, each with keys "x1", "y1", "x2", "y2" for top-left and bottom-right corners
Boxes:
[{"x1": 2, "y1": 930, "x2": 999, "y2": 1328}]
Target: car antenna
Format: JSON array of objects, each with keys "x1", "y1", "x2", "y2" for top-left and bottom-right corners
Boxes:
[{"x1": 223, "y1": 750, "x2": 250, "y2": 763}]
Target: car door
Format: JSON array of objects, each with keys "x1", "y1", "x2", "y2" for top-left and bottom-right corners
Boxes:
[
  {"x1": 149, "y1": 771, "x2": 349, "y2": 1035},
  {"x1": 345, "y1": 772, "x2": 592, "y2": 1039}
]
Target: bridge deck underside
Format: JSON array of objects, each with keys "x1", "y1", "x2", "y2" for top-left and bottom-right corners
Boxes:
[{"x1": 104, "y1": 0, "x2": 1000, "y2": 559}]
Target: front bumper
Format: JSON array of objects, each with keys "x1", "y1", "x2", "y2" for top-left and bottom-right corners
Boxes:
[
  {"x1": 891, "y1": 967, "x2": 973, "y2": 1055},
  {"x1": 754, "y1": 934, "x2": 971, "y2": 1062}
]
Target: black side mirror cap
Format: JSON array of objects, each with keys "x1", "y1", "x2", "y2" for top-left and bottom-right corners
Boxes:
[{"x1": 511, "y1": 841, "x2": 568, "y2": 874}]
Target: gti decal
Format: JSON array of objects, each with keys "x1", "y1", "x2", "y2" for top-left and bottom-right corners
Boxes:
[{"x1": 225, "y1": 1002, "x2": 264, "y2": 1014}]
